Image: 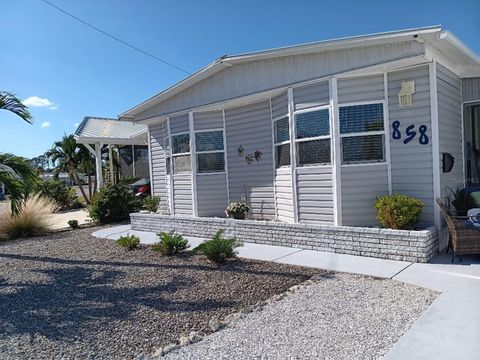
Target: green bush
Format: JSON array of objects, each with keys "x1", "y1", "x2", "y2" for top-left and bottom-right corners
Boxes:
[
  {"x1": 152, "y1": 230, "x2": 188, "y2": 255},
  {"x1": 36, "y1": 179, "x2": 77, "y2": 209},
  {"x1": 67, "y1": 219, "x2": 79, "y2": 229},
  {"x1": 143, "y1": 196, "x2": 160, "y2": 213},
  {"x1": 375, "y1": 194, "x2": 424, "y2": 230},
  {"x1": 88, "y1": 184, "x2": 142, "y2": 224},
  {"x1": 116, "y1": 235, "x2": 140, "y2": 250},
  {"x1": 193, "y1": 229, "x2": 241, "y2": 263}
]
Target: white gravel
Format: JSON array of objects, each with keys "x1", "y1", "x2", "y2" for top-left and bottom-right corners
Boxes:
[{"x1": 164, "y1": 273, "x2": 437, "y2": 359}]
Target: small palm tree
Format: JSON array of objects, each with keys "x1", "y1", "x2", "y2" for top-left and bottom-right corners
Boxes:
[
  {"x1": 0, "y1": 153, "x2": 38, "y2": 213},
  {"x1": 46, "y1": 135, "x2": 92, "y2": 204},
  {"x1": 0, "y1": 91, "x2": 32, "y2": 123}
]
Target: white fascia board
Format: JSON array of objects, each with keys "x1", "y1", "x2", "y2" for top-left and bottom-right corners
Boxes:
[{"x1": 75, "y1": 136, "x2": 147, "y2": 146}]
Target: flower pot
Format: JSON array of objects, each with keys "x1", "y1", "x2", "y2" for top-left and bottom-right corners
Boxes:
[{"x1": 232, "y1": 213, "x2": 246, "y2": 220}]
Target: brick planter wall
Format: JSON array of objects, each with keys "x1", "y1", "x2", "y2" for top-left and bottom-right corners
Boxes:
[{"x1": 130, "y1": 213, "x2": 438, "y2": 263}]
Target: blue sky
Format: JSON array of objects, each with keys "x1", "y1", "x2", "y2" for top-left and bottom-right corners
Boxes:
[{"x1": 1, "y1": 0, "x2": 479, "y2": 158}]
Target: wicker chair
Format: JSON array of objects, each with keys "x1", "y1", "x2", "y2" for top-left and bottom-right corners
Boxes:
[{"x1": 436, "y1": 198, "x2": 480, "y2": 263}]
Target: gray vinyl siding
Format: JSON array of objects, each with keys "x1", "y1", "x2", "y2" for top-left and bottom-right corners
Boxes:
[
  {"x1": 437, "y1": 64, "x2": 463, "y2": 201},
  {"x1": 193, "y1": 110, "x2": 223, "y2": 131},
  {"x1": 275, "y1": 167, "x2": 294, "y2": 222},
  {"x1": 388, "y1": 65, "x2": 434, "y2": 226},
  {"x1": 149, "y1": 123, "x2": 168, "y2": 213},
  {"x1": 338, "y1": 75, "x2": 384, "y2": 103},
  {"x1": 170, "y1": 113, "x2": 189, "y2": 134},
  {"x1": 136, "y1": 41, "x2": 424, "y2": 119},
  {"x1": 341, "y1": 165, "x2": 389, "y2": 226},
  {"x1": 293, "y1": 81, "x2": 329, "y2": 110},
  {"x1": 462, "y1": 77, "x2": 480, "y2": 102},
  {"x1": 172, "y1": 175, "x2": 192, "y2": 215},
  {"x1": 271, "y1": 92, "x2": 288, "y2": 118},
  {"x1": 193, "y1": 110, "x2": 228, "y2": 217},
  {"x1": 196, "y1": 174, "x2": 228, "y2": 217},
  {"x1": 225, "y1": 100, "x2": 275, "y2": 220},
  {"x1": 296, "y1": 166, "x2": 334, "y2": 224}
]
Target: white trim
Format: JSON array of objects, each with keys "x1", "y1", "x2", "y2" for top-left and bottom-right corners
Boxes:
[
  {"x1": 167, "y1": 117, "x2": 174, "y2": 215},
  {"x1": 272, "y1": 114, "x2": 289, "y2": 122},
  {"x1": 383, "y1": 72, "x2": 393, "y2": 195},
  {"x1": 293, "y1": 104, "x2": 331, "y2": 115},
  {"x1": 223, "y1": 109, "x2": 230, "y2": 205},
  {"x1": 131, "y1": 145, "x2": 136, "y2": 178},
  {"x1": 270, "y1": 98, "x2": 279, "y2": 221},
  {"x1": 461, "y1": 102, "x2": 466, "y2": 187},
  {"x1": 337, "y1": 99, "x2": 386, "y2": 107},
  {"x1": 194, "y1": 127, "x2": 224, "y2": 133},
  {"x1": 288, "y1": 88, "x2": 299, "y2": 223},
  {"x1": 171, "y1": 130, "x2": 190, "y2": 136},
  {"x1": 196, "y1": 149, "x2": 225, "y2": 155},
  {"x1": 462, "y1": 100, "x2": 480, "y2": 105},
  {"x1": 196, "y1": 172, "x2": 226, "y2": 176},
  {"x1": 330, "y1": 77, "x2": 342, "y2": 226},
  {"x1": 171, "y1": 152, "x2": 191, "y2": 157},
  {"x1": 189, "y1": 112, "x2": 198, "y2": 217},
  {"x1": 147, "y1": 126, "x2": 154, "y2": 197},
  {"x1": 339, "y1": 130, "x2": 385, "y2": 138},
  {"x1": 295, "y1": 135, "x2": 331, "y2": 142},
  {"x1": 94, "y1": 143, "x2": 104, "y2": 189},
  {"x1": 429, "y1": 60, "x2": 442, "y2": 231},
  {"x1": 273, "y1": 139, "x2": 291, "y2": 146},
  {"x1": 340, "y1": 161, "x2": 388, "y2": 168}
]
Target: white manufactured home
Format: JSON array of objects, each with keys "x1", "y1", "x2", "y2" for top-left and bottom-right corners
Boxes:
[{"x1": 113, "y1": 26, "x2": 480, "y2": 260}]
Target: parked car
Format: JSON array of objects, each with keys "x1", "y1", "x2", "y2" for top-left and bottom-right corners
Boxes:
[{"x1": 128, "y1": 178, "x2": 151, "y2": 198}]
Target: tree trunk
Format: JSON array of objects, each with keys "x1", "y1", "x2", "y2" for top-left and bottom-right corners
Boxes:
[{"x1": 73, "y1": 172, "x2": 90, "y2": 204}]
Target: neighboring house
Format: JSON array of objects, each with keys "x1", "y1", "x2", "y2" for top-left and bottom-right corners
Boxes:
[{"x1": 116, "y1": 26, "x2": 479, "y2": 251}]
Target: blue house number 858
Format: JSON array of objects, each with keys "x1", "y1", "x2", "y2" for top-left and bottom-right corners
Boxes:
[{"x1": 392, "y1": 121, "x2": 429, "y2": 145}]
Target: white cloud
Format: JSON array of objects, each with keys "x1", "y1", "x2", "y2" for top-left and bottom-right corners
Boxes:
[
  {"x1": 41, "y1": 121, "x2": 51, "y2": 128},
  {"x1": 23, "y1": 96, "x2": 58, "y2": 110}
]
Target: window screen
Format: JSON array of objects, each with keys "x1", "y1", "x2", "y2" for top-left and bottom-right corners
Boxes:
[
  {"x1": 195, "y1": 131, "x2": 224, "y2": 152},
  {"x1": 172, "y1": 133, "x2": 190, "y2": 154},
  {"x1": 342, "y1": 135, "x2": 384, "y2": 163},
  {"x1": 276, "y1": 143, "x2": 290, "y2": 167},
  {"x1": 274, "y1": 117, "x2": 290, "y2": 143},
  {"x1": 197, "y1": 152, "x2": 225, "y2": 173},
  {"x1": 339, "y1": 103, "x2": 384, "y2": 134},
  {"x1": 173, "y1": 154, "x2": 191, "y2": 174},
  {"x1": 296, "y1": 109, "x2": 330, "y2": 139},
  {"x1": 298, "y1": 139, "x2": 331, "y2": 165}
]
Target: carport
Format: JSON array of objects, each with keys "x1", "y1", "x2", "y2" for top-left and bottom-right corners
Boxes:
[{"x1": 74, "y1": 116, "x2": 148, "y2": 188}]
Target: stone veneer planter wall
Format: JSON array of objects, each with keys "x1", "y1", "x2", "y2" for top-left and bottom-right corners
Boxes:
[{"x1": 130, "y1": 213, "x2": 439, "y2": 263}]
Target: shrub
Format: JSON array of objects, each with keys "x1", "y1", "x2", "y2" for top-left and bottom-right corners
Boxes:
[
  {"x1": 0, "y1": 194, "x2": 56, "y2": 239},
  {"x1": 116, "y1": 235, "x2": 140, "y2": 250},
  {"x1": 143, "y1": 195, "x2": 160, "y2": 213},
  {"x1": 193, "y1": 229, "x2": 241, "y2": 263},
  {"x1": 447, "y1": 187, "x2": 476, "y2": 216},
  {"x1": 36, "y1": 179, "x2": 77, "y2": 209},
  {"x1": 225, "y1": 201, "x2": 249, "y2": 219},
  {"x1": 152, "y1": 230, "x2": 189, "y2": 255},
  {"x1": 68, "y1": 219, "x2": 79, "y2": 229},
  {"x1": 89, "y1": 183, "x2": 142, "y2": 224},
  {"x1": 375, "y1": 194, "x2": 424, "y2": 230}
]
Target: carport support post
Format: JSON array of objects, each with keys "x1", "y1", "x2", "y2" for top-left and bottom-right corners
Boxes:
[
  {"x1": 108, "y1": 144, "x2": 114, "y2": 184},
  {"x1": 95, "y1": 143, "x2": 103, "y2": 189}
]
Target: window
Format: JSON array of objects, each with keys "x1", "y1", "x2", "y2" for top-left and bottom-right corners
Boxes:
[
  {"x1": 273, "y1": 117, "x2": 290, "y2": 168},
  {"x1": 172, "y1": 132, "x2": 191, "y2": 174},
  {"x1": 339, "y1": 103, "x2": 385, "y2": 164},
  {"x1": 295, "y1": 108, "x2": 331, "y2": 166},
  {"x1": 195, "y1": 130, "x2": 225, "y2": 173}
]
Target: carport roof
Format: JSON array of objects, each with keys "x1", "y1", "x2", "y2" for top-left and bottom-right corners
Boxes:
[{"x1": 74, "y1": 116, "x2": 148, "y2": 145}]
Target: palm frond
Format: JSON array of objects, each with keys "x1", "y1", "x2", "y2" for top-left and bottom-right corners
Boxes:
[{"x1": 0, "y1": 92, "x2": 33, "y2": 124}]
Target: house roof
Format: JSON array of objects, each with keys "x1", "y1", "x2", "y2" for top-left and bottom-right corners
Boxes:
[
  {"x1": 119, "y1": 26, "x2": 480, "y2": 119},
  {"x1": 74, "y1": 116, "x2": 148, "y2": 145}
]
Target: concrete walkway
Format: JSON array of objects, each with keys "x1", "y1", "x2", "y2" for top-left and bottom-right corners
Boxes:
[{"x1": 92, "y1": 225, "x2": 480, "y2": 359}]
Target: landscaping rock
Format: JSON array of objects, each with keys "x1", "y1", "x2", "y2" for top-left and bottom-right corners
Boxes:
[
  {"x1": 188, "y1": 331, "x2": 203, "y2": 343},
  {"x1": 178, "y1": 336, "x2": 191, "y2": 347}
]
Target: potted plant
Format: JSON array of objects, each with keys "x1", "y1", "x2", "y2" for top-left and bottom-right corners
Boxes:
[
  {"x1": 447, "y1": 187, "x2": 477, "y2": 216},
  {"x1": 225, "y1": 201, "x2": 249, "y2": 220}
]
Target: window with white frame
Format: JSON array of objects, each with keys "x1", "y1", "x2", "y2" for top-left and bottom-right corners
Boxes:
[
  {"x1": 339, "y1": 102, "x2": 385, "y2": 164},
  {"x1": 295, "y1": 107, "x2": 331, "y2": 166},
  {"x1": 195, "y1": 130, "x2": 225, "y2": 173},
  {"x1": 171, "y1": 132, "x2": 191, "y2": 174},
  {"x1": 273, "y1": 116, "x2": 290, "y2": 168}
]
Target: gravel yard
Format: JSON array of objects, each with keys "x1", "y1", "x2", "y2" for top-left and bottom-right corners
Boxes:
[
  {"x1": 0, "y1": 227, "x2": 320, "y2": 359},
  {"x1": 165, "y1": 273, "x2": 437, "y2": 360}
]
